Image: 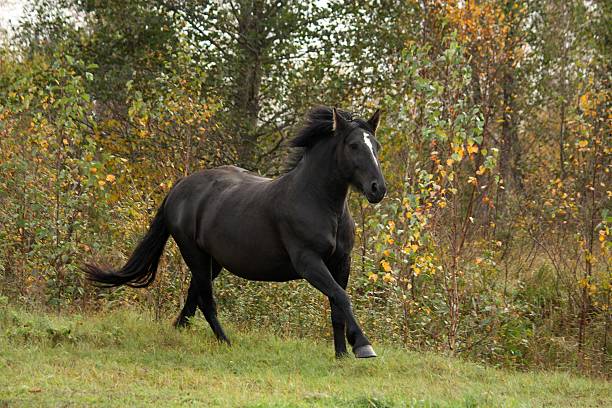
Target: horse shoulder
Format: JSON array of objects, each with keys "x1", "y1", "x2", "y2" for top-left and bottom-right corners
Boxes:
[{"x1": 278, "y1": 204, "x2": 337, "y2": 259}]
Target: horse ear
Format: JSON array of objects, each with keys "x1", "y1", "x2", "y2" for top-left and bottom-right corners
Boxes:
[
  {"x1": 368, "y1": 109, "x2": 382, "y2": 133},
  {"x1": 332, "y1": 107, "x2": 349, "y2": 133}
]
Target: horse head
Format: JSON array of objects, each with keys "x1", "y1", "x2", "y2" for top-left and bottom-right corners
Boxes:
[{"x1": 333, "y1": 108, "x2": 386, "y2": 203}]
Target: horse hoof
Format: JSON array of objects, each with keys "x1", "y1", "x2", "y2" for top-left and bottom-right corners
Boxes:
[
  {"x1": 174, "y1": 319, "x2": 189, "y2": 329},
  {"x1": 335, "y1": 351, "x2": 350, "y2": 359},
  {"x1": 354, "y1": 345, "x2": 377, "y2": 358}
]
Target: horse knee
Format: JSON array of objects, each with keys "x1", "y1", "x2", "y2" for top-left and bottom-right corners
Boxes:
[{"x1": 331, "y1": 291, "x2": 351, "y2": 312}]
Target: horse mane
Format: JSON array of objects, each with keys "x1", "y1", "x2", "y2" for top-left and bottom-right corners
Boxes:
[{"x1": 283, "y1": 106, "x2": 373, "y2": 173}]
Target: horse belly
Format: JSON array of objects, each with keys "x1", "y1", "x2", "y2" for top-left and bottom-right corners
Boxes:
[
  {"x1": 215, "y1": 245, "x2": 299, "y2": 282},
  {"x1": 226, "y1": 259, "x2": 299, "y2": 282},
  {"x1": 202, "y1": 219, "x2": 299, "y2": 282}
]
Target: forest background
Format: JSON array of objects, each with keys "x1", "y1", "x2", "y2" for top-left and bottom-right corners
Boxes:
[{"x1": 0, "y1": 0, "x2": 609, "y2": 377}]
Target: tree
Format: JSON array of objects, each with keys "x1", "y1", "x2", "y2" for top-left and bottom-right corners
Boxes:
[{"x1": 161, "y1": 0, "x2": 330, "y2": 168}]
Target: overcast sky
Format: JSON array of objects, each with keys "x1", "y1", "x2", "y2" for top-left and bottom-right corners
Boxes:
[{"x1": 0, "y1": 0, "x2": 25, "y2": 31}]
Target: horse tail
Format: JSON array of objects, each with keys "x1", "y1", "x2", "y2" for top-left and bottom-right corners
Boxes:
[{"x1": 83, "y1": 197, "x2": 170, "y2": 288}]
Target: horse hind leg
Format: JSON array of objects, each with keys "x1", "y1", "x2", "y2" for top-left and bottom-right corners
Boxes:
[
  {"x1": 173, "y1": 261, "x2": 221, "y2": 328},
  {"x1": 174, "y1": 280, "x2": 199, "y2": 328},
  {"x1": 195, "y1": 259, "x2": 229, "y2": 344},
  {"x1": 179, "y1": 245, "x2": 230, "y2": 344}
]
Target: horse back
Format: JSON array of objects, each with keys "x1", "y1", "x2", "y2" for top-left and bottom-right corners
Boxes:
[{"x1": 163, "y1": 166, "x2": 296, "y2": 280}]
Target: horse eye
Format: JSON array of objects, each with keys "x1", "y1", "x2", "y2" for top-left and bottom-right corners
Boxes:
[{"x1": 349, "y1": 143, "x2": 359, "y2": 150}]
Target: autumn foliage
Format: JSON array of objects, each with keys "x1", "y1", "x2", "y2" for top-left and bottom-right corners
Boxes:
[{"x1": 0, "y1": 0, "x2": 609, "y2": 376}]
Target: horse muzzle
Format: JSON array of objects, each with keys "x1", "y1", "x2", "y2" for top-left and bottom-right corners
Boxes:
[{"x1": 365, "y1": 180, "x2": 386, "y2": 203}]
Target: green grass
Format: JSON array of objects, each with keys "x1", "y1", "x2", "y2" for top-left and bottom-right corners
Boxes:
[{"x1": 0, "y1": 306, "x2": 609, "y2": 407}]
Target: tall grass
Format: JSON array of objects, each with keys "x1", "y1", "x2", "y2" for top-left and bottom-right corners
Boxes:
[{"x1": 0, "y1": 303, "x2": 609, "y2": 407}]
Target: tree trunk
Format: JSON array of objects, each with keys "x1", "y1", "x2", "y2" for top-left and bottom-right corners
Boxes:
[
  {"x1": 498, "y1": 66, "x2": 521, "y2": 211},
  {"x1": 232, "y1": 0, "x2": 264, "y2": 167}
]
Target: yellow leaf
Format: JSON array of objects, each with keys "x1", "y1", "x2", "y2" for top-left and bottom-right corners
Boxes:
[
  {"x1": 383, "y1": 273, "x2": 395, "y2": 283},
  {"x1": 381, "y1": 260, "x2": 392, "y2": 272},
  {"x1": 580, "y1": 93, "x2": 589, "y2": 110},
  {"x1": 106, "y1": 174, "x2": 116, "y2": 182},
  {"x1": 467, "y1": 144, "x2": 479, "y2": 154},
  {"x1": 578, "y1": 140, "x2": 588, "y2": 148},
  {"x1": 446, "y1": 158, "x2": 454, "y2": 166},
  {"x1": 454, "y1": 146, "x2": 464, "y2": 159},
  {"x1": 368, "y1": 273, "x2": 378, "y2": 282}
]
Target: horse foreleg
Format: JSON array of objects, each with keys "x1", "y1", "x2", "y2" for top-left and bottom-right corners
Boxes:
[
  {"x1": 328, "y1": 256, "x2": 351, "y2": 358},
  {"x1": 293, "y1": 250, "x2": 375, "y2": 358},
  {"x1": 330, "y1": 299, "x2": 348, "y2": 358}
]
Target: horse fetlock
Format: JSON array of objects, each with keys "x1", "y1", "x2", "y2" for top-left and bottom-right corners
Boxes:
[
  {"x1": 335, "y1": 350, "x2": 350, "y2": 359},
  {"x1": 173, "y1": 315, "x2": 191, "y2": 328},
  {"x1": 218, "y1": 336, "x2": 231, "y2": 346}
]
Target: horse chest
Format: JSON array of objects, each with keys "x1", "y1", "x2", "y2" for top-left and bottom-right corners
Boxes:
[
  {"x1": 317, "y1": 226, "x2": 339, "y2": 258},
  {"x1": 292, "y1": 213, "x2": 342, "y2": 259}
]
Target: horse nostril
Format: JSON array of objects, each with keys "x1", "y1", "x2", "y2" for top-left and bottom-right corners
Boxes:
[{"x1": 371, "y1": 182, "x2": 378, "y2": 193}]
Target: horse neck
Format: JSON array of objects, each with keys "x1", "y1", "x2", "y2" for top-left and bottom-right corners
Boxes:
[{"x1": 292, "y1": 141, "x2": 349, "y2": 214}]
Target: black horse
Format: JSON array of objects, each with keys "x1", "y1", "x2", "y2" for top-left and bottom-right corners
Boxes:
[{"x1": 84, "y1": 106, "x2": 386, "y2": 358}]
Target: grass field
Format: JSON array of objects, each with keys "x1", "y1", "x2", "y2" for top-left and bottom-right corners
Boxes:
[{"x1": 0, "y1": 305, "x2": 609, "y2": 407}]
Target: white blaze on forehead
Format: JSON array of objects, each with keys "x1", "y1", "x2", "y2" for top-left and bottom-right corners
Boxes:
[{"x1": 363, "y1": 131, "x2": 379, "y2": 167}]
